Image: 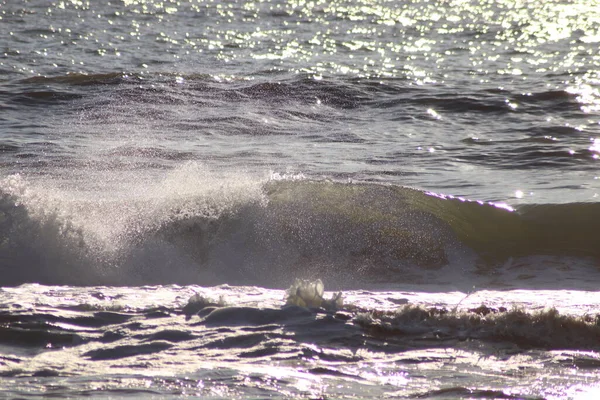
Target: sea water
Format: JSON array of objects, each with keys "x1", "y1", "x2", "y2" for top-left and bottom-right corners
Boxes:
[{"x1": 1, "y1": 0, "x2": 600, "y2": 398}]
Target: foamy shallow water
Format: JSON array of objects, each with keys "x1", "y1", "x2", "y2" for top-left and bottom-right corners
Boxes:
[{"x1": 2, "y1": 283, "x2": 600, "y2": 399}]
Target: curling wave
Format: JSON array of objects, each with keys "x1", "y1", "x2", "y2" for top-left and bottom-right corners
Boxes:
[{"x1": 1, "y1": 172, "x2": 599, "y2": 287}]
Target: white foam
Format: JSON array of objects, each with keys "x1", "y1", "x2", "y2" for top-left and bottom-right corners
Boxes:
[{"x1": 285, "y1": 279, "x2": 343, "y2": 309}]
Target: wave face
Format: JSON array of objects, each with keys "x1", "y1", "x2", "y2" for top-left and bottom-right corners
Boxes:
[{"x1": 1, "y1": 168, "x2": 599, "y2": 288}]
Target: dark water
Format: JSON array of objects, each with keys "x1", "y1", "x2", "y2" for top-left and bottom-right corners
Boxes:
[{"x1": 2, "y1": 0, "x2": 600, "y2": 398}]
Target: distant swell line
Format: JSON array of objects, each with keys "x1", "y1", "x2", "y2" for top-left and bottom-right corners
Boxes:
[{"x1": 15, "y1": 72, "x2": 580, "y2": 115}]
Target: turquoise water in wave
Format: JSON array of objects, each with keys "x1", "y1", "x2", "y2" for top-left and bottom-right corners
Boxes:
[{"x1": 2, "y1": 0, "x2": 600, "y2": 398}]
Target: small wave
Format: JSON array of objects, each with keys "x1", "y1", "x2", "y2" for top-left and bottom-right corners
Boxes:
[
  {"x1": 412, "y1": 387, "x2": 542, "y2": 399},
  {"x1": 356, "y1": 304, "x2": 600, "y2": 351},
  {"x1": 84, "y1": 341, "x2": 173, "y2": 360},
  {"x1": 19, "y1": 72, "x2": 145, "y2": 86},
  {"x1": 0, "y1": 325, "x2": 88, "y2": 349}
]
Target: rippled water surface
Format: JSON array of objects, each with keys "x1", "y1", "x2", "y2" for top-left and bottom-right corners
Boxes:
[{"x1": 1, "y1": 0, "x2": 600, "y2": 202}]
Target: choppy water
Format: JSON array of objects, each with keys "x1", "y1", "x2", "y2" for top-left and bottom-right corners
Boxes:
[
  {"x1": 2, "y1": 283, "x2": 600, "y2": 399},
  {"x1": 2, "y1": 0, "x2": 600, "y2": 398}
]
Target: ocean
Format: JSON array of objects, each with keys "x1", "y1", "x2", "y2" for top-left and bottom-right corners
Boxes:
[{"x1": 1, "y1": 0, "x2": 600, "y2": 398}]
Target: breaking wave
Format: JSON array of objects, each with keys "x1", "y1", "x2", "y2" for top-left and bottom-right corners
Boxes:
[{"x1": 1, "y1": 167, "x2": 599, "y2": 287}]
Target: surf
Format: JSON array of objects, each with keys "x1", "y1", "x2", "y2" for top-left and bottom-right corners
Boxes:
[{"x1": 1, "y1": 168, "x2": 599, "y2": 289}]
